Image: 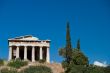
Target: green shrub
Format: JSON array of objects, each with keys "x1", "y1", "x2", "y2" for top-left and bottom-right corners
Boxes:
[
  {"x1": 39, "y1": 59, "x2": 46, "y2": 63},
  {"x1": 0, "y1": 59, "x2": 4, "y2": 66},
  {"x1": 21, "y1": 66, "x2": 52, "y2": 73},
  {"x1": 8, "y1": 58, "x2": 28, "y2": 68},
  {"x1": 0, "y1": 68, "x2": 17, "y2": 73}
]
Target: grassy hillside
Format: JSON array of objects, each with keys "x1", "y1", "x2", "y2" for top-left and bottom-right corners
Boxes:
[{"x1": 0, "y1": 59, "x2": 64, "y2": 73}]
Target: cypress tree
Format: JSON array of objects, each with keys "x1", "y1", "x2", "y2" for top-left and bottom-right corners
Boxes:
[
  {"x1": 65, "y1": 22, "x2": 72, "y2": 64},
  {"x1": 77, "y1": 39, "x2": 80, "y2": 50}
]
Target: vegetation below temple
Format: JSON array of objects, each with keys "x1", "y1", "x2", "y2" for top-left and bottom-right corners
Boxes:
[
  {"x1": 8, "y1": 58, "x2": 28, "y2": 68},
  {"x1": 0, "y1": 59, "x2": 64, "y2": 73},
  {"x1": 0, "y1": 66, "x2": 52, "y2": 73}
]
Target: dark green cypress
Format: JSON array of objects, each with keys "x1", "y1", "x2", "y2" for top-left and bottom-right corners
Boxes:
[
  {"x1": 77, "y1": 39, "x2": 80, "y2": 50},
  {"x1": 65, "y1": 22, "x2": 72, "y2": 64}
]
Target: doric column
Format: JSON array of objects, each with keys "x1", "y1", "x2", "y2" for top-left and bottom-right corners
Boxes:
[
  {"x1": 16, "y1": 46, "x2": 19, "y2": 58},
  {"x1": 32, "y1": 46, "x2": 35, "y2": 62},
  {"x1": 40, "y1": 46, "x2": 43, "y2": 60},
  {"x1": 46, "y1": 47, "x2": 50, "y2": 63},
  {"x1": 24, "y1": 46, "x2": 27, "y2": 60},
  {"x1": 8, "y1": 46, "x2": 12, "y2": 61}
]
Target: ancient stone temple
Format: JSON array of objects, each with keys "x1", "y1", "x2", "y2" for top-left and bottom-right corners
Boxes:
[{"x1": 8, "y1": 35, "x2": 50, "y2": 63}]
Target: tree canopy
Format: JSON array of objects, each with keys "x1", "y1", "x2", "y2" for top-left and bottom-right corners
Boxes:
[{"x1": 59, "y1": 22, "x2": 88, "y2": 73}]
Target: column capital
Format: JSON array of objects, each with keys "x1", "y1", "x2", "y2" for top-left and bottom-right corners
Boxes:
[
  {"x1": 24, "y1": 46, "x2": 27, "y2": 47},
  {"x1": 32, "y1": 46, "x2": 35, "y2": 48},
  {"x1": 40, "y1": 46, "x2": 43, "y2": 48}
]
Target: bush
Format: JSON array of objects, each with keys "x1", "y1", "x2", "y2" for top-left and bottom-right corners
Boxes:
[
  {"x1": 85, "y1": 65, "x2": 105, "y2": 73},
  {"x1": 66, "y1": 64, "x2": 86, "y2": 73},
  {"x1": 39, "y1": 59, "x2": 46, "y2": 63},
  {"x1": 0, "y1": 68, "x2": 17, "y2": 73},
  {"x1": 20, "y1": 66, "x2": 52, "y2": 73},
  {"x1": 0, "y1": 59, "x2": 4, "y2": 66},
  {"x1": 8, "y1": 58, "x2": 28, "y2": 68},
  {"x1": 72, "y1": 49, "x2": 89, "y2": 65}
]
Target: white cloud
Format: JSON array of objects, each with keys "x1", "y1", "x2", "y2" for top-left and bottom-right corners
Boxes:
[{"x1": 93, "y1": 61, "x2": 108, "y2": 67}]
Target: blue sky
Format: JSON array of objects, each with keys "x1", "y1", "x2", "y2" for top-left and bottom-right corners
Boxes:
[{"x1": 0, "y1": 0, "x2": 110, "y2": 64}]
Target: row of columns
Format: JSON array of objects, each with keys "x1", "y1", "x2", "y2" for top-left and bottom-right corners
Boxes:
[{"x1": 8, "y1": 46, "x2": 50, "y2": 63}]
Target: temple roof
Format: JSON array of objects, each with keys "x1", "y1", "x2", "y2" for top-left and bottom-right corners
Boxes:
[{"x1": 8, "y1": 35, "x2": 50, "y2": 41}]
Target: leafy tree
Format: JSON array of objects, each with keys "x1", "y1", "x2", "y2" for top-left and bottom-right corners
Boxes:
[
  {"x1": 59, "y1": 22, "x2": 89, "y2": 73},
  {"x1": 59, "y1": 22, "x2": 73, "y2": 73},
  {"x1": 72, "y1": 49, "x2": 89, "y2": 65},
  {"x1": 59, "y1": 22, "x2": 73, "y2": 67}
]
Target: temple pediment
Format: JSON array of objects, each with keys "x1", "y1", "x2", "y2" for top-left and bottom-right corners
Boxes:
[
  {"x1": 9, "y1": 35, "x2": 39, "y2": 41},
  {"x1": 8, "y1": 35, "x2": 50, "y2": 42}
]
